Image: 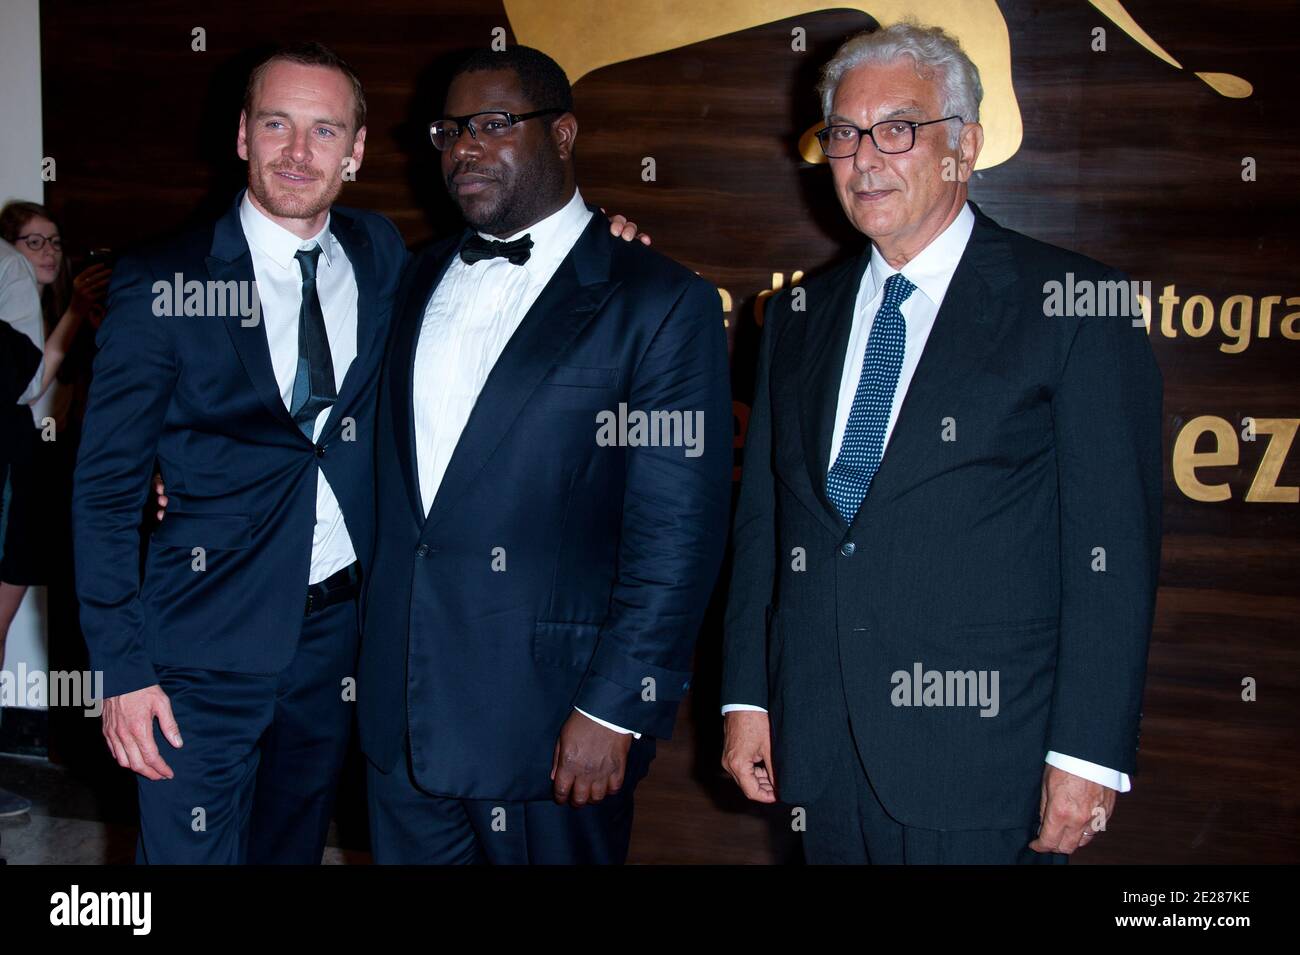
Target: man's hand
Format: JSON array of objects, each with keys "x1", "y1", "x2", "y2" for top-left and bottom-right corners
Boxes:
[
  {"x1": 601, "y1": 208, "x2": 652, "y2": 246},
  {"x1": 101, "y1": 684, "x2": 183, "y2": 781},
  {"x1": 71, "y1": 262, "x2": 112, "y2": 326},
  {"x1": 721, "y1": 709, "x2": 777, "y2": 803},
  {"x1": 550, "y1": 711, "x2": 632, "y2": 806},
  {"x1": 1029, "y1": 764, "x2": 1116, "y2": 854},
  {"x1": 152, "y1": 472, "x2": 167, "y2": 521}
]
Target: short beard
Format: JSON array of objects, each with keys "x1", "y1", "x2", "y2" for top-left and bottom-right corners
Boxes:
[
  {"x1": 248, "y1": 158, "x2": 341, "y2": 222},
  {"x1": 460, "y1": 150, "x2": 567, "y2": 236}
]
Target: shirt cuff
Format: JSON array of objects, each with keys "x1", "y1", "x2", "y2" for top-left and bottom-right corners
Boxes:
[
  {"x1": 721, "y1": 703, "x2": 769, "y2": 715},
  {"x1": 574, "y1": 707, "x2": 642, "y2": 739},
  {"x1": 1045, "y1": 751, "x2": 1131, "y2": 792}
]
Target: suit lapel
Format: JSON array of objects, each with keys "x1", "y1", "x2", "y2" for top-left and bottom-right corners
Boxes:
[
  {"x1": 391, "y1": 236, "x2": 464, "y2": 526},
  {"x1": 796, "y1": 249, "x2": 871, "y2": 537},
  {"x1": 320, "y1": 208, "x2": 378, "y2": 441},
  {"x1": 419, "y1": 213, "x2": 617, "y2": 536},
  {"x1": 209, "y1": 194, "x2": 302, "y2": 436}
]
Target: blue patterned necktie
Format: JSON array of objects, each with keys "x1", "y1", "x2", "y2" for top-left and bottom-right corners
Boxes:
[
  {"x1": 290, "y1": 244, "x2": 336, "y2": 440},
  {"x1": 825, "y1": 271, "x2": 916, "y2": 525}
]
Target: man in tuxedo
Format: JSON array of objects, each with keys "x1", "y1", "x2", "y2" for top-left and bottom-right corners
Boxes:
[
  {"x1": 358, "y1": 45, "x2": 732, "y2": 864},
  {"x1": 721, "y1": 23, "x2": 1162, "y2": 864},
  {"x1": 72, "y1": 42, "x2": 409, "y2": 863}
]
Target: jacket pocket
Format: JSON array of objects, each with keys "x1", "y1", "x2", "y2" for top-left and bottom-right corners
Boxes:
[
  {"x1": 953, "y1": 616, "x2": 1056, "y2": 635},
  {"x1": 150, "y1": 512, "x2": 253, "y2": 551},
  {"x1": 533, "y1": 620, "x2": 601, "y2": 670},
  {"x1": 542, "y1": 365, "x2": 620, "y2": 388}
]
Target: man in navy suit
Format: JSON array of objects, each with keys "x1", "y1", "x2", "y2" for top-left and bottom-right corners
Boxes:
[
  {"x1": 721, "y1": 24, "x2": 1163, "y2": 863},
  {"x1": 72, "y1": 43, "x2": 409, "y2": 864},
  {"x1": 358, "y1": 46, "x2": 732, "y2": 864}
]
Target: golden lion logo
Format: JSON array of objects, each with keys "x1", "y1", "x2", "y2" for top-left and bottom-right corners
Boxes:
[{"x1": 504, "y1": 0, "x2": 1251, "y2": 170}]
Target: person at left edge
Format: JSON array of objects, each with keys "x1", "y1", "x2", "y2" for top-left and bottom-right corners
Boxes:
[{"x1": 70, "y1": 42, "x2": 402, "y2": 864}]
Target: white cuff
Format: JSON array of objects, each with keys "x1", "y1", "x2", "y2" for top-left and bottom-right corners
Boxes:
[
  {"x1": 1045, "y1": 751, "x2": 1131, "y2": 792},
  {"x1": 574, "y1": 707, "x2": 642, "y2": 739},
  {"x1": 721, "y1": 703, "x2": 768, "y2": 715}
]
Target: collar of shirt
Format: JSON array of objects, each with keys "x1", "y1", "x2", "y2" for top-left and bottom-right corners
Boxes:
[
  {"x1": 862, "y1": 201, "x2": 976, "y2": 308},
  {"x1": 239, "y1": 190, "x2": 335, "y2": 271},
  {"x1": 473, "y1": 186, "x2": 592, "y2": 278}
]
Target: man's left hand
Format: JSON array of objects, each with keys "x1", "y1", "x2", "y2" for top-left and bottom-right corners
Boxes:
[
  {"x1": 551, "y1": 711, "x2": 633, "y2": 806},
  {"x1": 1029, "y1": 764, "x2": 1117, "y2": 855},
  {"x1": 602, "y1": 208, "x2": 652, "y2": 245}
]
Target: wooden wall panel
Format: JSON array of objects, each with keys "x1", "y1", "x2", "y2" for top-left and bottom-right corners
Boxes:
[{"x1": 35, "y1": 0, "x2": 1299, "y2": 863}]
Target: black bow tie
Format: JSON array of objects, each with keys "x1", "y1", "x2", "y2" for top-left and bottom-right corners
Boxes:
[{"x1": 459, "y1": 233, "x2": 533, "y2": 266}]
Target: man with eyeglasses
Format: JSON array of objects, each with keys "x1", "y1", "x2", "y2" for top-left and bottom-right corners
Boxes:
[
  {"x1": 721, "y1": 23, "x2": 1162, "y2": 864},
  {"x1": 358, "y1": 45, "x2": 731, "y2": 864},
  {"x1": 76, "y1": 39, "x2": 647, "y2": 865}
]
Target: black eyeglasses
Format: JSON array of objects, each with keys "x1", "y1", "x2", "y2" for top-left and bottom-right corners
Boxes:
[
  {"x1": 816, "y1": 115, "x2": 963, "y2": 158},
  {"x1": 15, "y1": 232, "x2": 62, "y2": 253},
  {"x1": 429, "y1": 108, "x2": 566, "y2": 151}
]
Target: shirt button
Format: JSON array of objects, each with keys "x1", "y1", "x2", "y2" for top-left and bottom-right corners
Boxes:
[
  {"x1": 315, "y1": 445, "x2": 326, "y2": 458},
  {"x1": 416, "y1": 545, "x2": 430, "y2": 558},
  {"x1": 840, "y1": 541, "x2": 856, "y2": 556}
]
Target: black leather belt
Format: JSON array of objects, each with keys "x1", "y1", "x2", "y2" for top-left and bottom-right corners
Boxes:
[{"x1": 305, "y1": 561, "x2": 361, "y2": 616}]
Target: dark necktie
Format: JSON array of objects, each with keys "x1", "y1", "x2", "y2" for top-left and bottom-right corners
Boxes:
[
  {"x1": 459, "y1": 233, "x2": 533, "y2": 266},
  {"x1": 289, "y1": 245, "x2": 336, "y2": 440},
  {"x1": 825, "y1": 272, "x2": 916, "y2": 525}
]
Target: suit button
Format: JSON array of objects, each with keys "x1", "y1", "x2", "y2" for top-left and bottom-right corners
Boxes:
[
  {"x1": 840, "y1": 541, "x2": 856, "y2": 556},
  {"x1": 415, "y1": 544, "x2": 430, "y2": 558},
  {"x1": 315, "y1": 445, "x2": 326, "y2": 457}
]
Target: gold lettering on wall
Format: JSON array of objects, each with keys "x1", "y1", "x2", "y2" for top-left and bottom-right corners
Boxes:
[
  {"x1": 1174, "y1": 416, "x2": 1299, "y2": 503},
  {"x1": 1174, "y1": 415, "x2": 1238, "y2": 503}
]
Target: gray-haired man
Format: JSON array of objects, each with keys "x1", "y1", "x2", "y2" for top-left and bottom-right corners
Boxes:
[{"x1": 721, "y1": 23, "x2": 1162, "y2": 864}]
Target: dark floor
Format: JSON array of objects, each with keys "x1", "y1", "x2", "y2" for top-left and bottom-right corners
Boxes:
[{"x1": 0, "y1": 693, "x2": 796, "y2": 865}]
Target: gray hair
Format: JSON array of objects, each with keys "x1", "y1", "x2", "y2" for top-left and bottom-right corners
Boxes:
[{"x1": 817, "y1": 22, "x2": 983, "y2": 148}]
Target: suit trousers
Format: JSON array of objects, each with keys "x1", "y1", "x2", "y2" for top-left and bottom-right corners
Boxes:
[
  {"x1": 799, "y1": 714, "x2": 1068, "y2": 865},
  {"x1": 366, "y1": 736, "x2": 655, "y2": 864},
  {"x1": 134, "y1": 596, "x2": 359, "y2": 864}
]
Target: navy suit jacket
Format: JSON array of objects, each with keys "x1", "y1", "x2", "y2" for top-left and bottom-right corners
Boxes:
[
  {"x1": 357, "y1": 208, "x2": 732, "y2": 800},
  {"x1": 722, "y1": 203, "x2": 1163, "y2": 829},
  {"x1": 73, "y1": 192, "x2": 408, "y2": 698}
]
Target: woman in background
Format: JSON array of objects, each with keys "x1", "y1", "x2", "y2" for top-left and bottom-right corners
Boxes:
[{"x1": 0, "y1": 202, "x2": 109, "y2": 680}]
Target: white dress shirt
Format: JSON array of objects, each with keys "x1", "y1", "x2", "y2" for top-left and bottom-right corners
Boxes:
[
  {"x1": 413, "y1": 187, "x2": 592, "y2": 512},
  {"x1": 0, "y1": 237, "x2": 46, "y2": 420},
  {"x1": 723, "y1": 204, "x2": 1131, "y2": 792},
  {"x1": 240, "y1": 194, "x2": 358, "y2": 585},
  {"x1": 411, "y1": 188, "x2": 638, "y2": 738}
]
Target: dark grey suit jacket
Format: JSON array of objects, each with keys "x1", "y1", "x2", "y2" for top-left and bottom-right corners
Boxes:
[{"x1": 722, "y1": 202, "x2": 1162, "y2": 829}]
